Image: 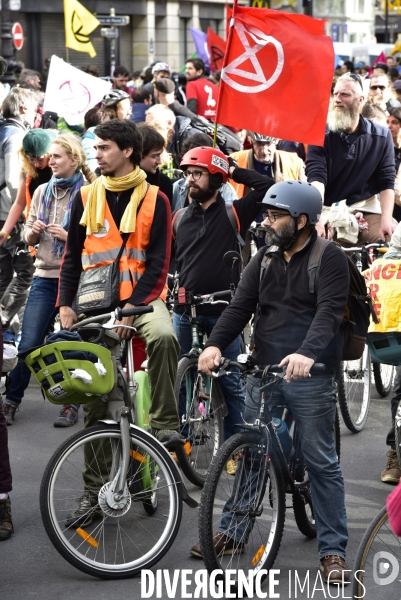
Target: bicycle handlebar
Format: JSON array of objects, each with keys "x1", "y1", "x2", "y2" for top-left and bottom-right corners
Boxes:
[
  {"x1": 212, "y1": 358, "x2": 326, "y2": 378},
  {"x1": 71, "y1": 306, "x2": 154, "y2": 330}
]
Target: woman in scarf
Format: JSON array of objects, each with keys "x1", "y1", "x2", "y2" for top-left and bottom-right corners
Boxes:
[{"x1": 3, "y1": 134, "x2": 96, "y2": 427}]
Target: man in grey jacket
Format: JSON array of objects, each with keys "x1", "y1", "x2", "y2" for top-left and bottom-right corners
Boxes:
[{"x1": 0, "y1": 87, "x2": 38, "y2": 330}]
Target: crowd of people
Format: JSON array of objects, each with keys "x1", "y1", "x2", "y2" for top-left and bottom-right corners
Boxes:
[{"x1": 1, "y1": 49, "x2": 401, "y2": 587}]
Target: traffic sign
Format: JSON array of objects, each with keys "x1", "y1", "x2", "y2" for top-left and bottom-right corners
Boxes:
[
  {"x1": 101, "y1": 28, "x2": 119, "y2": 39},
  {"x1": 12, "y1": 22, "x2": 23, "y2": 51},
  {"x1": 96, "y1": 15, "x2": 129, "y2": 26}
]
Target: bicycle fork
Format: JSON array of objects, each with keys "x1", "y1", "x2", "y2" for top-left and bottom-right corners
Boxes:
[{"x1": 104, "y1": 408, "x2": 132, "y2": 511}]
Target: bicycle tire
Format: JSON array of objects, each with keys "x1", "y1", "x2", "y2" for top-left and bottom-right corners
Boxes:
[
  {"x1": 174, "y1": 355, "x2": 224, "y2": 487},
  {"x1": 337, "y1": 346, "x2": 371, "y2": 433},
  {"x1": 373, "y1": 362, "x2": 395, "y2": 398},
  {"x1": 198, "y1": 431, "x2": 286, "y2": 584},
  {"x1": 352, "y1": 506, "x2": 401, "y2": 599},
  {"x1": 291, "y1": 427, "x2": 317, "y2": 539},
  {"x1": 395, "y1": 400, "x2": 401, "y2": 469},
  {"x1": 334, "y1": 405, "x2": 341, "y2": 463},
  {"x1": 40, "y1": 424, "x2": 182, "y2": 579}
]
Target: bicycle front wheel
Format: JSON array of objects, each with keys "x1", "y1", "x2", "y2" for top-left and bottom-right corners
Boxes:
[
  {"x1": 353, "y1": 507, "x2": 401, "y2": 599},
  {"x1": 40, "y1": 424, "x2": 182, "y2": 579},
  {"x1": 199, "y1": 431, "x2": 286, "y2": 584},
  {"x1": 175, "y1": 355, "x2": 225, "y2": 487},
  {"x1": 337, "y1": 346, "x2": 371, "y2": 433},
  {"x1": 373, "y1": 362, "x2": 395, "y2": 398}
]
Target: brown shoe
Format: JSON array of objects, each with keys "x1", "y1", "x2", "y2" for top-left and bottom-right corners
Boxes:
[
  {"x1": 381, "y1": 449, "x2": 401, "y2": 484},
  {"x1": 320, "y1": 555, "x2": 350, "y2": 584},
  {"x1": 190, "y1": 532, "x2": 245, "y2": 558},
  {"x1": 0, "y1": 496, "x2": 13, "y2": 541}
]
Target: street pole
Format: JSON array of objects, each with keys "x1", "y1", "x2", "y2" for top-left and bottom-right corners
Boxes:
[
  {"x1": 385, "y1": 0, "x2": 389, "y2": 44},
  {"x1": 0, "y1": 2, "x2": 16, "y2": 84},
  {"x1": 110, "y1": 8, "x2": 116, "y2": 78}
]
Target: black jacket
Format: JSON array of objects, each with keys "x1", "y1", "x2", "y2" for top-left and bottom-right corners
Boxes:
[
  {"x1": 173, "y1": 167, "x2": 274, "y2": 315},
  {"x1": 306, "y1": 116, "x2": 395, "y2": 206},
  {"x1": 205, "y1": 230, "x2": 349, "y2": 372}
]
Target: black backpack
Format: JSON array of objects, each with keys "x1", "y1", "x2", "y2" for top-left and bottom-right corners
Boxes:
[
  {"x1": 183, "y1": 115, "x2": 243, "y2": 155},
  {"x1": 255, "y1": 237, "x2": 378, "y2": 361}
]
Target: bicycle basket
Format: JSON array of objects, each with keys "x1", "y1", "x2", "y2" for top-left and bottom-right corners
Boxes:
[
  {"x1": 24, "y1": 341, "x2": 115, "y2": 405},
  {"x1": 367, "y1": 332, "x2": 401, "y2": 366}
]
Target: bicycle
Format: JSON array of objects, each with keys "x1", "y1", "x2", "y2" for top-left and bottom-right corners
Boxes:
[
  {"x1": 24, "y1": 306, "x2": 197, "y2": 579},
  {"x1": 336, "y1": 242, "x2": 391, "y2": 433},
  {"x1": 198, "y1": 356, "x2": 341, "y2": 587},
  {"x1": 172, "y1": 287, "x2": 233, "y2": 487},
  {"x1": 352, "y1": 506, "x2": 401, "y2": 599}
]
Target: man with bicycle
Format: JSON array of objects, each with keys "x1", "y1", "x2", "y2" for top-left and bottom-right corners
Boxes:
[
  {"x1": 173, "y1": 146, "x2": 275, "y2": 452},
  {"x1": 306, "y1": 72, "x2": 396, "y2": 244},
  {"x1": 197, "y1": 181, "x2": 351, "y2": 584},
  {"x1": 58, "y1": 120, "x2": 181, "y2": 443}
]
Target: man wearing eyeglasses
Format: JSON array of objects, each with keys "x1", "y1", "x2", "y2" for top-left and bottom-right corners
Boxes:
[
  {"x1": 368, "y1": 74, "x2": 401, "y2": 111},
  {"x1": 306, "y1": 72, "x2": 396, "y2": 244}
]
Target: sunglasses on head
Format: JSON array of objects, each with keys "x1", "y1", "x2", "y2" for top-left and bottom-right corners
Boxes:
[{"x1": 349, "y1": 73, "x2": 364, "y2": 90}]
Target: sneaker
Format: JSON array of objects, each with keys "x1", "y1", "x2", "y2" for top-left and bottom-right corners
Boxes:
[
  {"x1": 226, "y1": 452, "x2": 240, "y2": 476},
  {"x1": 4, "y1": 403, "x2": 18, "y2": 426},
  {"x1": 190, "y1": 532, "x2": 245, "y2": 558},
  {"x1": 65, "y1": 491, "x2": 103, "y2": 529},
  {"x1": 54, "y1": 404, "x2": 78, "y2": 428},
  {"x1": 381, "y1": 449, "x2": 401, "y2": 484},
  {"x1": 0, "y1": 496, "x2": 13, "y2": 541},
  {"x1": 320, "y1": 555, "x2": 350, "y2": 585},
  {"x1": 152, "y1": 428, "x2": 185, "y2": 448}
]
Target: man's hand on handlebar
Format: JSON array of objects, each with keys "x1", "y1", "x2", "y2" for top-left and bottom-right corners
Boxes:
[
  {"x1": 279, "y1": 353, "x2": 315, "y2": 383},
  {"x1": 198, "y1": 346, "x2": 222, "y2": 376},
  {"x1": 60, "y1": 306, "x2": 78, "y2": 330},
  {"x1": 114, "y1": 302, "x2": 136, "y2": 340}
]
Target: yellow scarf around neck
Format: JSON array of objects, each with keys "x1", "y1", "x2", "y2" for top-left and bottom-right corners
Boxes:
[{"x1": 80, "y1": 167, "x2": 148, "y2": 235}]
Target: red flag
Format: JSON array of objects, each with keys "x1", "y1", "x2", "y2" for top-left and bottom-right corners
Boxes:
[
  {"x1": 226, "y1": 5, "x2": 233, "y2": 40},
  {"x1": 207, "y1": 27, "x2": 227, "y2": 73},
  {"x1": 368, "y1": 50, "x2": 386, "y2": 75},
  {"x1": 216, "y1": 6, "x2": 334, "y2": 146}
]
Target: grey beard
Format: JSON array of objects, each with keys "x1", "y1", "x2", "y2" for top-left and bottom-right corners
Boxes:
[{"x1": 327, "y1": 105, "x2": 359, "y2": 132}]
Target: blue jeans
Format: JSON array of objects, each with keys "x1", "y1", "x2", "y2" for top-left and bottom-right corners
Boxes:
[
  {"x1": 172, "y1": 311, "x2": 245, "y2": 440},
  {"x1": 6, "y1": 277, "x2": 59, "y2": 407},
  {"x1": 219, "y1": 374, "x2": 348, "y2": 560}
]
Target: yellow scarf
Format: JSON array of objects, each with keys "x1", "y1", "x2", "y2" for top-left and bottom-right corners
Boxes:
[{"x1": 80, "y1": 167, "x2": 148, "y2": 235}]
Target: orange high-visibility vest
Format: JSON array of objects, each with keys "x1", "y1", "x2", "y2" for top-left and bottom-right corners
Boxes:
[{"x1": 80, "y1": 184, "x2": 167, "y2": 302}]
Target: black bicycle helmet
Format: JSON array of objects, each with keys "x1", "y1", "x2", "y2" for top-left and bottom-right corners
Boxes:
[
  {"x1": 248, "y1": 131, "x2": 277, "y2": 144},
  {"x1": 260, "y1": 180, "x2": 322, "y2": 224},
  {"x1": 102, "y1": 89, "x2": 131, "y2": 108}
]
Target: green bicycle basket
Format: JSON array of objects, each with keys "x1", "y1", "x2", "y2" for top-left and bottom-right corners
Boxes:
[{"x1": 24, "y1": 341, "x2": 115, "y2": 405}]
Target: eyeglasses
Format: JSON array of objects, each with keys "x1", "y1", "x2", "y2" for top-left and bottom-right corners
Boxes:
[
  {"x1": 349, "y1": 73, "x2": 364, "y2": 90},
  {"x1": 370, "y1": 85, "x2": 386, "y2": 91},
  {"x1": 147, "y1": 152, "x2": 163, "y2": 161},
  {"x1": 262, "y1": 211, "x2": 289, "y2": 223},
  {"x1": 183, "y1": 170, "x2": 208, "y2": 181}
]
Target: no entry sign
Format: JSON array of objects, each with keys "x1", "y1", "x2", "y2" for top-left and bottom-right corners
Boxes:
[{"x1": 12, "y1": 23, "x2": 23, "y2": 51}]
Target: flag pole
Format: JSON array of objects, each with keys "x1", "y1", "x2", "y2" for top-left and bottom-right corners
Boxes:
[{"x1": 214, "y1": 0, "x2": 237, "y2": 149}]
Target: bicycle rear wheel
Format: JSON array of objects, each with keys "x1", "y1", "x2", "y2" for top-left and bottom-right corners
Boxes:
[
  {"x1": 372, "y1": 362, "x2": 395, "y2": 398},
  {"x1": 199, "y1": 431, "x2": 285, "y2": 586},
  {"x1": 40, "y1": 424, "x2": 182, "y2": 579},
  {"x1": 337, "y1": 345, "x2": 371, "y2": 433},
  {"x1": 353, "y1": 506, "x2": 401, "y2": 599},
  {"x1": 175, "y1": 355, "x2": 225, "y2": 487}
]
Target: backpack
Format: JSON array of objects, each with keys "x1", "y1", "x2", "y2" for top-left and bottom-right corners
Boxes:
[
  {"x1": 0, "y1": 119, "x2": 26, "y2": 194},
  {"x1": 254, "y1": 236, "x2": 378, "y2": 362},
  {"x1": 172, "y1": 201, "x2": 245, "y2": 256},
  {"x1": 182, "y1": 115, "x2": 243, "y2": 156}
]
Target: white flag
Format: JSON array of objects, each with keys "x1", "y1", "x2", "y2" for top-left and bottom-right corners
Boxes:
[{"x1": 43, "y1": 56, "x2": 111, "y2": 126}]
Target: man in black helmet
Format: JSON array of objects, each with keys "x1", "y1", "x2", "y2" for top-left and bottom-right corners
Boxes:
[
  {"x1": 195, "y1": 181, "x2": 351, "y2": 585},
  {"x1": 102, "y1": 90, "x2": 132, "y2": 121}
]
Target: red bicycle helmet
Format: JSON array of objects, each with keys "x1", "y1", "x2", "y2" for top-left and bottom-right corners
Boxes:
[{"x1": 180, "y1": 147, "x2": 229, "y2": 183}]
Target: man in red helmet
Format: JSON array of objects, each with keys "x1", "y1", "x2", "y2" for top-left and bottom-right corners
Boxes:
[{"x1": 172, "y1": 146, "x2": 274, "y2": 449}]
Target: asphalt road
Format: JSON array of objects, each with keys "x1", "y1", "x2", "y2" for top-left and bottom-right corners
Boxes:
[{"x1": 1, "y1": 376, "x2": 399, "y2": 600}]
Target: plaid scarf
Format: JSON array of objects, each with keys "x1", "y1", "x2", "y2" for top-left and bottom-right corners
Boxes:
[{"x1": 38, "y1": 172, "x2": 84, "y2": 257}]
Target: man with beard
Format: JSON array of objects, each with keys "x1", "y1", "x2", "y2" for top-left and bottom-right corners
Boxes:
[
  {"x1": 196, "y1": 181, "x2": 350, "y2": 584},
  {"x1": 173, "y1": 146, "x2": 274, "y2": 444},
  {"x1": 306, "y1": 72, "x2": 396, "y2": 243}
]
